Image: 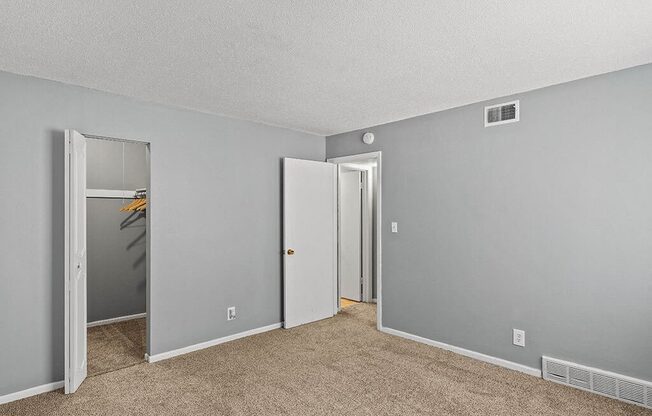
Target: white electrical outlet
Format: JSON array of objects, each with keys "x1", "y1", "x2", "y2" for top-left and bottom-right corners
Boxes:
[
  {"x1": 227, "y1": 306, "x2": 236, "y2": 321},
  {"x1": 513, "y1": 329, "x2": 525, "y2": 347},
  {"x1": 391, "y1": 222, "x2": 398, "y2": 233}
]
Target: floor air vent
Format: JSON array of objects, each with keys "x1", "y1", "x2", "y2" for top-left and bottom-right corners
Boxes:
[{"x1": 542, "y1": 357, "x2": 651, "y2": 409}]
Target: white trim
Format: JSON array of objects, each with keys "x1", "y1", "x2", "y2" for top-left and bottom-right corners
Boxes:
[
  {"x1": 82, "y1": 132, "x2": 149, "y2": 145},
  {"x1": 146, "y1": 322, "x2": 282, "y2": 363},
  {"x1": 85, "y1": 189, "x2": 138, "y2": 199},
  {"x1": 87, "y1": 313, "x2": 147, "y2": 328},
  {"x1": 484, "y1": 99, "x2": 520, "y2": 127},
  {"x1": 63, "y1": 130, "x2": 71, "y2": 395},
  {"x1": 327, "y1": 151, "x2": 382, "y2": 330},
  {"x1": 331, "y1": 163, "x2": 338, "y2": 316},
  {"x1": 381, "y1": 326, "x2": 542, "y2": 378},
  {"x1": 0, "y1": 381, "x2": 64, "y2": 405},
  {"x1": 144, "y1": 144, "x2": 151, "y2": 357},
  {"x1": 361, "y1": 170, "x2": 373, "y2": 302}
]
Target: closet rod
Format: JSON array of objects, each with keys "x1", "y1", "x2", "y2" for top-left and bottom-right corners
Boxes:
[{"x1": 86, "y1": 189, "x2": 140, "y2": 199}]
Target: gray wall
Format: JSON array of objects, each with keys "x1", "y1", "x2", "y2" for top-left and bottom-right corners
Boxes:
[
  {"x1": 87, "y1": 199, "x2": 146, "y2": 322},
  {"x1": 86, "y1": 139, "x2": 147, "y2": 323},
  {"x1": 326, "y1": 64, "x2": 652, "y2": 381},
  {"x1": 87, "y1": 139, "x2": 148, "y2": 190},
  {"x1": 0, "y1": 70, "x2": 324, "y2": 396}
]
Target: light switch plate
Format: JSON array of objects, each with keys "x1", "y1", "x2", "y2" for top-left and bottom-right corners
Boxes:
[
  {"x1": 513, "y1": 329, "x2": 525, "y2": 347},
  {"x1": 227, "y1": 306, "x2": 236, "y2": 321},
  {"x1": 391, "y1": 222, "x2": 398, "y2": 233}
]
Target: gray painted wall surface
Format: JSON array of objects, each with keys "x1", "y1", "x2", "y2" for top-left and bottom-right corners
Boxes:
[
  {"x1": 86, "y1": 138, "x2": 147, "y2": 323},
  {"x1": 326, "y1": 64, "x2": 652, "y2": 381},
  {"x1": 0, "y1": 71, "x2": 324, "y2": 396},
  {"x1": 87, "y1": 199, "x2": 146, "y2": 322},
  {"x1": 87, "y1": 139, "x2": 148, "y2": 190}
]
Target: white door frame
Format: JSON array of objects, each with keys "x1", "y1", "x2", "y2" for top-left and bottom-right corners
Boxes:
[
  {"x1": 64, "y1": 132, "x2": 151, "y2": 393},
  {"x1": 64, "y1": 131, "x2": 71, "y2": 392},
  {"x1": 327, "y1": 151, "x2": 382, "y2": 330}
]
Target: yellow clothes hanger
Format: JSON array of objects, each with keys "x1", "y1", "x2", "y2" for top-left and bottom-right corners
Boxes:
[
  {"x1": 126, "y1": 200, "x2": 142, "y2": 211},
  {"x1": 136, "y1": 199, "x2": 147, "y2": 211},
  {"x1": 131, "y1": 199, "x2": 146, "y2": 211},
  {"x1": 120, "y1": 200, "x2": 133, "y2": 211},
  {"x1": 121, "y1": 198, "x2": 144, "y2": 211}
]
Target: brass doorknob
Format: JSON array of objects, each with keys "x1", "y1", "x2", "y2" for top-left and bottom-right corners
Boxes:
[{"x1": 287, "y1": 248, "x2": 295, "y2": 255}]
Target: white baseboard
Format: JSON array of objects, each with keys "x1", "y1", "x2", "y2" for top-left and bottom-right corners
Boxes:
[
  {"x1": 146, "y1": 322, "x2": 282, "y2": 363},
  {"x1": 380, "y1": 326, "x2": 542, "y2": 378},
  {"x1": 0, "y1": 381, "x2": 64, "y2": 405},
  {"x1": 87, "y1": 312, "x2": 146, "y2": 328}
]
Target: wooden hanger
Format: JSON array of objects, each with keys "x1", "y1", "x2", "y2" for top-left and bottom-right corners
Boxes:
[
  {"x1": 135, "y1": 199, "x2": 147, "y2": 211},
  {"x1": 120, "y1": 188, "x2": 148, "y2": 212},
  {"x1": 121, "y1": 199, "x2": 139, "y2": 211},
  {"x1": 133, "y1": 199, "x2": 146, "y2": 211},
  {"x1": 120, "y1": 198, "x2": 146, "y2": 212},
  {"x1": 131, "y1": 199, "x2": 146, "y2": 211}
]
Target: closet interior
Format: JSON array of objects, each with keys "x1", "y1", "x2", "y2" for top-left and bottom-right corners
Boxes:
[{"x1": 85, "y1": 137, "x2": 149, "y2": 376}]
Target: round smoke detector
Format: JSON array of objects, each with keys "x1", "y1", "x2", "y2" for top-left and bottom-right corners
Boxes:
[{"x1": 362, "y1": 132, "x2": 375, "y2": 145}]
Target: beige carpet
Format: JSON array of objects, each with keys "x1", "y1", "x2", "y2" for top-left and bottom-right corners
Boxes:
[
  {"x1": 87, "y1": 318, "x2": 146, "y2": 377},
  {"x1": 2, "y1": 304, "x2": 649, "y2": 415}
]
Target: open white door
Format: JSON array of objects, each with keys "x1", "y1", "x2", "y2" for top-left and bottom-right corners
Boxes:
[
  {"x1": 339, "y1": 170, "x2": 362, "y2": 301},
  {"x1": 283, "y1": 158, "x2": 337, "y2": 329},
  {"x1": 64, "y1": 130, "x2": 87, "y2": 393}
]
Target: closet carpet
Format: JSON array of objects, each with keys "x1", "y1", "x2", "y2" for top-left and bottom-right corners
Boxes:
[
  {"x1": 2, "y1": 305, "x2": 649, "y2": 415},
  {"x1": 87, "y1": 318, "x2": 146, "y2": 377}
]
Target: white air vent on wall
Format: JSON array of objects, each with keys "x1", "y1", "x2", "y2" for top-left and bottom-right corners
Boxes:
[
  {"x1": 484, "y1": 100, "x2": 519, "y2": 127},
  {"x1": 542, "y1": 356, "x2": 652, "y2": 409}
]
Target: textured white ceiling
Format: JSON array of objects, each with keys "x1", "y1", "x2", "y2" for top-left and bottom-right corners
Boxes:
[{"x1": 1, "y1": 1, "x2": 651, "y2": 135}]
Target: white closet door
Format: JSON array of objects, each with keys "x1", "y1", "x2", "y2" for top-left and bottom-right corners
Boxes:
[
  {"x1": 65, "y1": 129, "x2": 87, "y2": 394},
  {"x1": 283, "y1": 158, "x2": 337, "y2": 329},
  {"x1": 339, "y1": 170, "x2": 362, "y2": 301}
]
